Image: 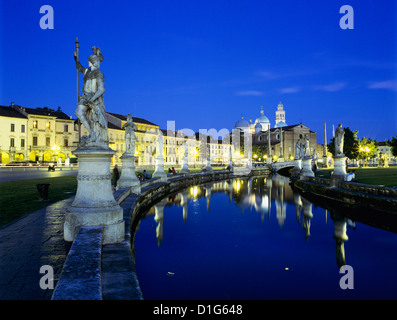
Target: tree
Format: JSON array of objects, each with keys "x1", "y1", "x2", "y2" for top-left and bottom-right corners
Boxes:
[
  {"x1": 357, "y1": 137, "x2": 377, "y2": 163},
  {"x1": 252, "y1": 144, "x2": 268, "y2": 161},
  {"x1": 386, "y1": 135, "x2": 397, "y2": 157},
  {"x1": 327, "y1": 127, "x2": 359, "y2": 160}
]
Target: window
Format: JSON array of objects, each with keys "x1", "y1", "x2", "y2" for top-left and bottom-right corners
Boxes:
[
  {"x1": 10, "y1": 138, "x2": 15, "y2": 147},
  {"x1": 64, "y1": 139, "x2": 68, "y2": 147},
  {"x1": 64, "y1": 124, "x2": 68, "y2": 132},
  {"x1": 33, "y1": 136, "x2": 38, "y2": 146},
  {"x1": 46, "y1": 137, "x2": 50, "y2": 147},
  {"x1": 33, "y1": 120, "x2": 38, "y2": 129},
  {"x1": 46, "y1": 121, "x2": 50, "y2": 130},
  {"x1": 21, "y1": 139, "x2": 25, "y2": 148},
  {"x1": 11, "y1": 124, "x2": 15, "y2": 132},
  {"x1": 21, "y1": 124, "x2": 25, "y2": 133}
]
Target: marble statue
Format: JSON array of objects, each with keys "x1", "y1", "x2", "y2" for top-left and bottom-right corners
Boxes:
[
  {"x1": 335, "y1": 124, "x2": 345, "y2": 156},
  {"x1": 157, "y1": 129, "x2": 164, "y2": 156},
  {"x1": 74, "y1": 46, "x2": 108, "y2": 147},
  {"x1": 122, "y1": 114, "x2": 137, "y2": 154},
  {"x1": 295, "y1": 141, "x2": 301, "y2": 159},
  {"x1": 303, "y1": 134, "x2": 310, "y2": 158}
]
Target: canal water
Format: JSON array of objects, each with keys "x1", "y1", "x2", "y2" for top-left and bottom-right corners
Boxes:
[{"x1": 132, "y1": 175, "x2": 397, "y2": 300}]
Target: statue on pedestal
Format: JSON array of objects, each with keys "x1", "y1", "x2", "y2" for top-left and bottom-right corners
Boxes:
[
  {"x1": 122, "y1": 114, "x2": 137, "y2": 155},
  {"x1": 295, "y1": 141, "x2": 301, "y2": 160},
  {"x1": 74, "y1": 46, "x2": 108, "y2": 147},
  {"x1": 303, "y1": 134, "x2": 310, "y2": 158},
  {"x1": 66, "y1": 43, "x2": 124, "y2": 245},
  {"x1": 335, "y1": 124, "x2": 345, "y2": 156}
]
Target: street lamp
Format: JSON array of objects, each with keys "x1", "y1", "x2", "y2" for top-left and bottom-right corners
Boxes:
[{"x1": 359, "y1": 146, "x2": 370, "y2": 166}]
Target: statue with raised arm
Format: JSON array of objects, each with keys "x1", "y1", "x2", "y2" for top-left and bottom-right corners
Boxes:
[
  {"x1": 74, "y1": 46, "x2": 108, "y2": 147},
  {"x1": 122, "y1": 113, "x2": 137, "y2": 155},
  {"x1": 335, "y1": 123, "x2": 345, "y2": 156}
]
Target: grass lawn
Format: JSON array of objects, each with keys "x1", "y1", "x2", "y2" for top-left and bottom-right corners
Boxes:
[
  {"x1": 0, "y1": 176, "x2": 77, "y2": 228},
  {"x1": 0, "y1": 167, "x2": 227, "y2": 228},
  {"x1": 316, "y1": 166, "x2": 397, "y2": 188}
]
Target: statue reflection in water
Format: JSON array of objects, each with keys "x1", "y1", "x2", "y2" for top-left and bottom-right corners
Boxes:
[{"x1": 142, "y1": 174, "x2": 356, "y2": 270}]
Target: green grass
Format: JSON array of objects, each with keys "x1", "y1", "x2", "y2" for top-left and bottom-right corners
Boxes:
[
  {"x1": 0, "y1": 176, "x2": 77, "y2": 228},
  {"x1": 316, "y1": 167, "x2": 397, "y2": 188},
  {"x1": 0, "y1": 166, "x2": 228, "y2": 228}
]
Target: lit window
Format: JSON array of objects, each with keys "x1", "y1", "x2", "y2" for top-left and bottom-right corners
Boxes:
[
  {"x1": 33, "y1": 120, "x2": 38, "y2": 129},
  {"x1": 46, "y1": 121, "x2": 50, "y2": 130}
]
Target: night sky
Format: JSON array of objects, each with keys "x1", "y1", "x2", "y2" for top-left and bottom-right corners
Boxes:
[{"x1": 1, "y1": 0, "x2": 396, "y2": 143}]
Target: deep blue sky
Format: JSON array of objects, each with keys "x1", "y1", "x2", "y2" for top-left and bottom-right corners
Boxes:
[{"x1": 1, "y1": 0, "x2": 396, "y2": 143}]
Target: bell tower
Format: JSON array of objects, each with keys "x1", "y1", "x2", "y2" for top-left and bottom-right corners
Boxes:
[{"x1": 275, "y1": 101, "x2": 286, "y2": 126}]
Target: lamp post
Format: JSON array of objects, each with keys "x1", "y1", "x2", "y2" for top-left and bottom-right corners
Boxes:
[{"x1": 359, "y1": 146, "x2": 370, "y2": 166}]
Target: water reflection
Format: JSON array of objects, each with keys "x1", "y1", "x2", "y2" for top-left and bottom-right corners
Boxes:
[
  {"x1": 134, "y1": 174, "x2": 397, "y2": 299},
  {"x1": 140, "y1": 174, "x2": 363, "y2": 269}
]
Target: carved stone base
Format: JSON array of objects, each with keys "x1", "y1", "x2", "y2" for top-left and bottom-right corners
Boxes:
[
  {"x1": 331, "y1": 156, "x2": 347, "y2": 187},
  {"x1": 300, "y1": 157, "x2": 314, "y2": 179},
  {"x1": 322, "y1": 156, "x2": 329, "y2": 168},
  {"x1": 291, "y1": 159, "x2": 302, "y2": 176},
  {"x1": 180, "y1": 157, "x2": 190, "y2": 174},
  {"x1": 117, "y1": 153, "x2": 141, "y2": 194},
  {"x1": 64, "y1": 147, "x2": 125, "y2": 244},
  {"x1": 153, "y1": 156, "x2": 167, "y2": 182}
]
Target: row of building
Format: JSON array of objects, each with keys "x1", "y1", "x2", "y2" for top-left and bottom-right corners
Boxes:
[
  {"x1": 0, "y1": 103, "x2": 233, "y2": 167},
  {"x1": 0, "y1": 101, "x2": 392, "y2": 167}
]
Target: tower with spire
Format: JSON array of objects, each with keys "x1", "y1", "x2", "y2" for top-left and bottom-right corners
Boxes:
[{"x1": 275, "y1": 101, "x2": 287, "y2": 128}]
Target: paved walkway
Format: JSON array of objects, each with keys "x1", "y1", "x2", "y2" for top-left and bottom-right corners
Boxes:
[{"x1": 0, "y1": 198, "x2": 73, "y2": 300}]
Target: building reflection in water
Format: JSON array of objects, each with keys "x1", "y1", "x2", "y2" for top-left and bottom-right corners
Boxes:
[{"x1": 143, "y1": 174, "x2": 358, "y2": 269}]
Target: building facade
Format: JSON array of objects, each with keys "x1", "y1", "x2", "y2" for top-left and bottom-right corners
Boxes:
[
  {"x1": 234, "y1": 102, "x2": 324, "y2": 161},
  {"x1": 0, "y1": 104, "x2": 231, "y2": 167},
  {"x1": 0, "y1": 103, "x2": 76, "y2": 164}
]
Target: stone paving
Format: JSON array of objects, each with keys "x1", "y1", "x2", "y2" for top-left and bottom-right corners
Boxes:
[{"x1": 0, "y1": 198, "x2": 73, "y2": 300}]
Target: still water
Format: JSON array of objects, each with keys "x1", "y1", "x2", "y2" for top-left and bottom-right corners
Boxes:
[{"x1": 133, "y1": 175, "x2": 397, "y2": 300}]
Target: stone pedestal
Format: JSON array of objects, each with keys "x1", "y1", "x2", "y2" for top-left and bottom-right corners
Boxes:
[
  {"x1": 300, "y1": 157, "x2": 314, "y2": 179},
  {"x1": 180, "y1": 156, "x2": 190, "y2": 174},
  {"x1": 117, "y1": 153, "x2": 141, "y2": 194},
  {"x1": 152, "y1": 155, "x2": 167, "y2": 182},
  {"x1": 322, "y1": 156, "x2": 329, "y2": 168},
  {"x1": 331, "y1": 156, "x2": 347, "y2": 187},
  {"x1": 203, "y1": 157, "x2": 213, "y2": 172},
  {"x1": 292, "y1": 159, "x2": 302, "y2": 176},
  {"x1": 64, "y1": 147, "x2": 125, "y2": 244}
]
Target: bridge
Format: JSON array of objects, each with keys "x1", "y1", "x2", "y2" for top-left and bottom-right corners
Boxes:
[{"x1": 271, "y1": 161, "x2": 296, "y2": 174}]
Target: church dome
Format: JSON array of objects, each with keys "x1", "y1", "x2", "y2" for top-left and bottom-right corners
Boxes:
[
  {"x1": 275, "y1": 121, "x2": 287, "y2": 128},
  {"x1": 235, "y1": 116, "x2": 250, "y2": 129},
  {"x1": 255, "y1": 107, "x2": 270, "y2": 124}
]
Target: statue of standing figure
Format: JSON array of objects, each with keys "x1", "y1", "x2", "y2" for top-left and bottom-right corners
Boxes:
[
  {"x1": 122, "y1": 114, "x2": 137, "y2": 155},
  {"x1": 335, "y1": 124, "x2": 345, "y2": 156},
  {"x1": 74, "y1": 46, "x2": 108, "y2": 147},
  {"x1": 303, "y1": 134, "x2": 310, "y2": 158},
  {"x1": 156, "y1": 130, "x2": 164, "y2": 157}
]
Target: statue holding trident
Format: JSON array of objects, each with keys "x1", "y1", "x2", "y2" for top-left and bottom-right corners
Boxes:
[
  {"x1": 74, "y1": 45, "x2": 108, "y2": 147},
  {"x1": 122, "y1": 113, "x2": 138, "y2": 155}
]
